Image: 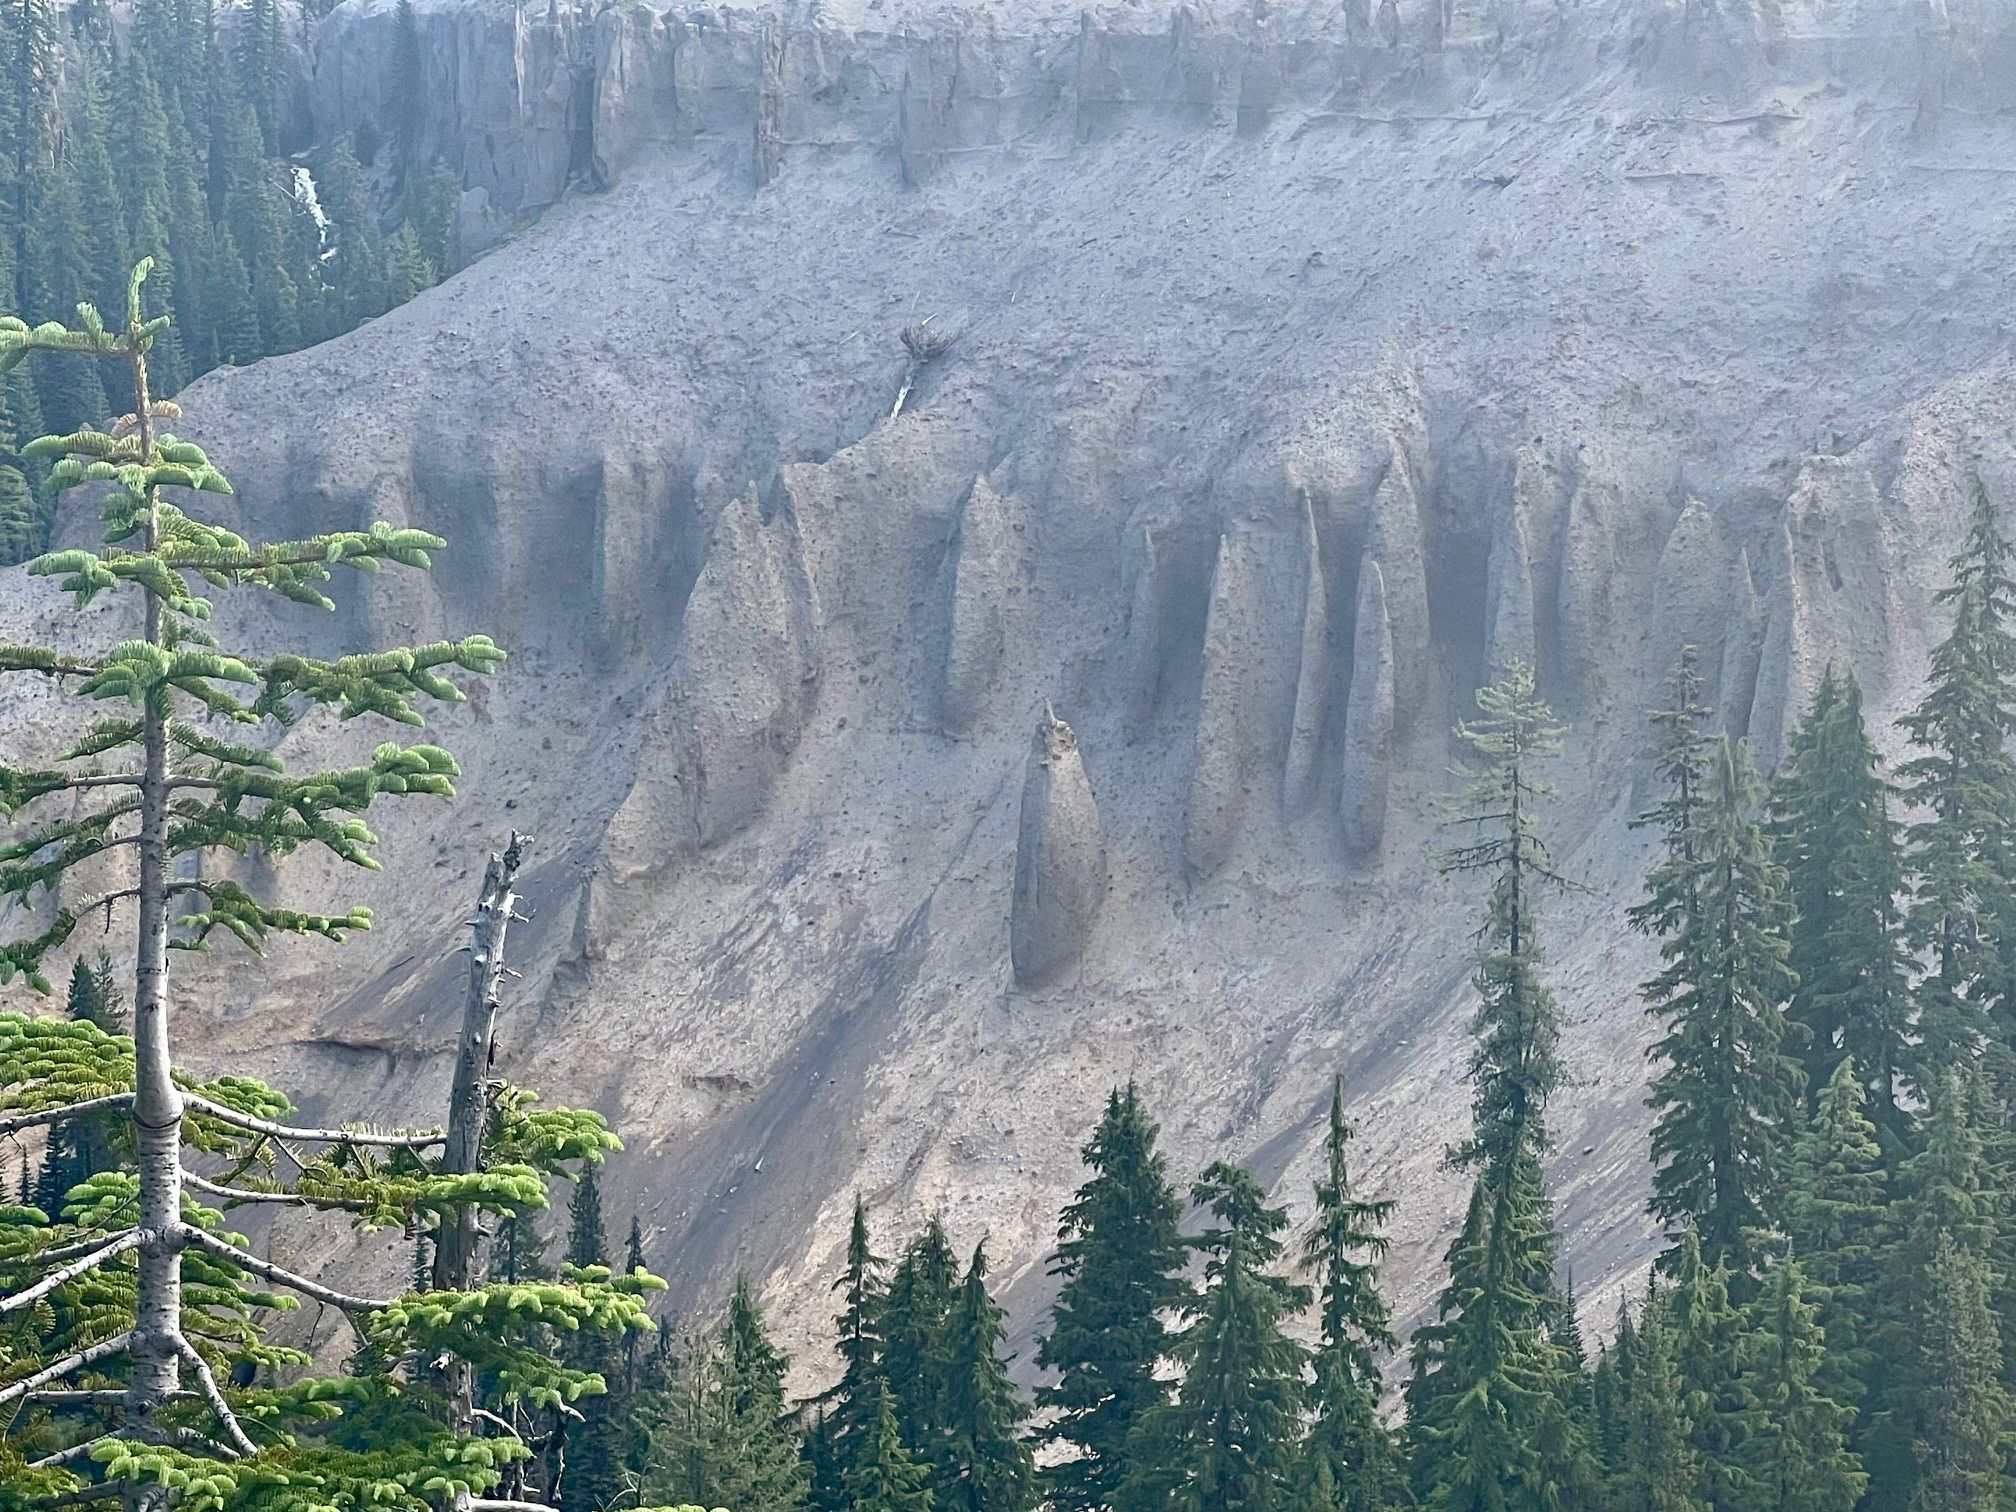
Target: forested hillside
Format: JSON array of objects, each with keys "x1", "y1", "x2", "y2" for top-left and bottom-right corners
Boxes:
[{"x1": 0, "y1": 0, "x2": 461, "y2": 558}]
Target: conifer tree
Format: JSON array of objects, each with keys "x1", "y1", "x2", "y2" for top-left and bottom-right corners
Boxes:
[
  {"x1": 1299, "y1": 1073, "x2": 1405, "y2": 1510},
  {"x1": 0, "y1": 265, "x2": 665, "y2": 1508},
  {"x1": 881, "y1": 1216, "x2": 959, "y2": 1468},
  {"x1": 1611, "y1": 1302, "x2": 1707, "y2": 1512},
  {"x1": 1408, "y1": 662, "x2": 1598, "y2": 1511},
  {"x1": 845, "y1": 1378, "x2": 936, "y2": 1512},
  {"x1": 1591, "y1": 1301, "x2": 1639, "y2": 1482},
  {"x1": 1779, "y1": 1057, "x2": 1886, "y2": 1409},
  {"x1": 1906, "y1": 1235, "x2": 2014, "y2": 1512},
  {"x1": 936, "y1": 1243, "x2": 1036, "y2": 1512},
  {"x1": 809, "y1": 1196, "x2": 890, "y2": 1512},
  {"x1": 1637, "y1": 732, "x2": 1801, "y2": 1276},
  {"x1": 569, "y1": 1165, "x2": 609, "y2": 1270},
  {"x1": 646, "y1": 1277, "x2": 810, "y2": 1512},
  {"x1": 1771, "y1": 669, "x2": 1913, "y2": 1145},
  {"x1": 1735, "y1": 1258, "x2": 1866, "y2": 1512},
  {"x1": 1897, "y1": 479, "x2": 2016, "y2": 1081},
  {"x1": 1035, "y1": 1083, "x2": 1190, "y2": 1512},
  {"x1": 1119, "y1": 1162, "x2": 1310, "y2": 1512},
  {"x1": 1664, "y1": 1229, "x2": 1749, "y2": 1512}
]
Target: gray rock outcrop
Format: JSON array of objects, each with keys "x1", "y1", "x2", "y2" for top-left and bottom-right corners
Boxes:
[
  {"x1": 1340, "y1": 560, "x2": 1396, "y2": 858},
  {"x1": 940, "y1": 475, "x2": 1018, "y2": 733},
  {"x1": 1010, "y1": 711, "x2": 1109, "y2": 987},
  {"x1": 1283, "y1": 494, "x2": 1332, "y2": 817}
]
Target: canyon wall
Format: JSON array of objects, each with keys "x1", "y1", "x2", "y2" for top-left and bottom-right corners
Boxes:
[{"x1": 9, "y1": 0, "x2": 2016, "y2": 1374}]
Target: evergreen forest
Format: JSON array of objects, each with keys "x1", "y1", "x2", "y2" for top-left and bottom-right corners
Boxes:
[
  {"x1": 4, "y1": 121, "x2": 2016, "y2": 1512},
  {"x1": 0, "y1": 0, "x2": 461, "y2": 562}
]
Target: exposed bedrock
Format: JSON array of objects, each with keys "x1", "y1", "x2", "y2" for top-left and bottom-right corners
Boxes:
[
  {"x1": 940, "y1": 475, "x2": 1022, "y2": 734},
  {"x1": 1010, "y1": 711, "x2": 1110, "y2": 986},
  {"x1": 604, "y1": 485, "x2": 820, "y2": 875}
]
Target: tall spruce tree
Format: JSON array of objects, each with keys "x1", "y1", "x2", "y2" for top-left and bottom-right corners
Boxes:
[
  {"x1": 1299, "y1": 1073, "x2": 1405, "y2": 1510},
  {"x1": 1771, "y1": 669, "x2": 1913, "y2": 1146},
  {"x1": 935, "y1": 1243, "x2": 1036, "y2": 1512},
  {"x1": 1408, "y1": 662, "x2": 1597, "y2": 1512},
  {"x1": 1664, "y1": 1229, "x2": 1750, "y2": 1512},
  {"x1": 1866, "y1": 1072, "x2": 2010, "y2": 1511},
  {"x1": 1779, "y1": 1057, "x2": 1887, "y2": 1412},
  {"x1": 844, "y1": 1378, "x2": 936, "y2": 1512},
  {"x1": 1897, "y1": 480, "x2": 2016, "y2": 1082},
  {"x1": 1035, "y1": 1082, "x2": 1190, "y2": 1512},
  {"x1": 809, "y1": 1196, "x2": 890, "y2": 1512},
  {"x1": 881, "y1": 1217, "x2": 960, "y2": 1470},
  {"x1": 1734, "y1": 1258, "x2": 1866, "y2": 1512},
  {"x1": 1636, "y1": 731, "x2": 1801, "y2": 1276},
  {"x1": 1118, "y1": 1161, "x2": 1310, "y2": 1512}
]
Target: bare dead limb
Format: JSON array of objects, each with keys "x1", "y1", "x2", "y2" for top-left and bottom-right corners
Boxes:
[
  {"x1": 183, "y1": 1093, "x2": 444, "y2": 1149},
  {"x1": 0, "y1": 1230, "x2": 142, "y2": 1315},
  {"x1": 28, "y1": 1434, "x2": 114, "y2": 1470},
  {"x1": 25, "y1": 1229, "x2": 138, "y2": 1266},
  {"x1": 0, "y1": 1333, "x2": 133, "y2": 1406},
  {"x1": 0, "y1": 1093, "x2": 133, "y2": 1139},
  {"x1": 179, "y1": 1226, "x2": 394, "y2": 1314},
  {"x1": 184, "y1": 1172, "x2": 372, "y2": 1213},
  {"x1": 172, "y1": 1333, "x2": 254, "y2": 1457}
]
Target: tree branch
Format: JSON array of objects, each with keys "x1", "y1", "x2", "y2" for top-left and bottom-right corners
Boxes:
[
  {"x1": 184, "y1": 1171, "x2": 373, "y2": 1213},
  {"x1": 0, "y1": 1093, "x2": 133, "y2": 1139},
  {"x1": 28, "y1": 1434, "x2": 113, "y2": 1470},
  {"x1": 183, "y1": 1093, "x2": 444, "y2": 1149},
  {"x1": 0, "y1": 1333, "x2": 133, "y2": 1406},
  {"x1": 21, "y1": 1231, "x2": 137, "y2": 1267},
  {"x1": 23, "y1": 1388, "x2": 194, "y2": 1405},
  {"x1": 172, "y1": 1333, "x2": 254, "y2": 1457},
  {"x1": 0, "y1": 1230, "x2": 141, "y2": 1315},
  {"x1": 179, "y1": 1226, "x2": 395, "y2": 1314}
]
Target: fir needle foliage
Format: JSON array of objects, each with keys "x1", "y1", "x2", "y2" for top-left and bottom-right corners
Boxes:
[{"x1": 0, "y1": 265, "x2": 669, "y2": 1512}]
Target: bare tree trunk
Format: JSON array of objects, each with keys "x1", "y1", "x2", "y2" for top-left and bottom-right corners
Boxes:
[
  {"x1": 431, "y1": 832, "x2": 530, "y2": 1434},
  {"x1": 122, "y1": 343, "x2": 184, "y2": 1511}
]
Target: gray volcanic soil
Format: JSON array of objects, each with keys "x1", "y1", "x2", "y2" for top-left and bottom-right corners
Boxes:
[{"x1": 9, "y1": 0, "x2": 2016, "y2": 1380}]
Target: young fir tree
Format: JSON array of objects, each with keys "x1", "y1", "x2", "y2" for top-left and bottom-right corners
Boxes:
[
  {"x1": 1636, "y1": 731, "x2": 1801, "y2": 1277},
  {"x1": 1407, "y1": 662, "x2": 1598, "y2": 1512},
  {"x1": 1734, "y1": 1258, "x2": 1866, "y2": 1512},
  {"x1": 558, "y1": 1164, "x2": 627, "y2": 1511},
  {"x1": 1897, "y1": 479, "x2": 2016, "y2": 1083},
  {"x1": 1779, "y1": 1057, "x2": 1886, "y2": 1408},
  {"x1": 1905, "y1": 1234, "x2": 2014, "y2": 1512},
  {"x1": 568, "y1": 1165, "x2": 609, "y2": 1269},
  {"x1": 1663, "y1": 1228, "x2": 1750, "y2": 1512},
  {"x1": 808, "y1": 1195, "x2": 890, "y2": 1512},
  {"x1": 1298, "y1": 1073, "x2": 1405, "y2": 1511},
  {"x1": 1771, "y1": 669, "x2": 1914, "y2": 1147},
  {"x1": 1118, "y1": 1162, "x2": 1310, "y2": 1512},
  {"x1": 881, "y1": 1216, "x2": 960, "y2": 1470},
  {"x1": 645, "y1": 1277, "x2": 810, "y2": 1512},
  {"x1": 1034, "y1": 1082, "x2": 1190, "y2": 1512},
  {"x1": 935, "y1": 1243, "x2": 1036, "y2": 1512},
  {"x1": 1590, "y1": 1301, "x2": 1640, "y2": 1482},
  {"x1": 844, "y1": 1377, "x2": 937, "y2": 1512},
  {"x1": 1866, "y1": 1072, "x2": 2010, "y2": 1512},
  {"x1": 1610, "y1": 1301, "x2": 1707, "y2": 1512},
  {"x1": 30, "y1": 953, "x2": 129, "y2": 1220},
  {"x1": 0, "y1": 265, "x2": 670, "y2": 1509}
]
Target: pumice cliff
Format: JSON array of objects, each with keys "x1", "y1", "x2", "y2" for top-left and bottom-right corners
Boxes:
[{"x1": 8, "y1": 0, "x2": 2016, "y2": 1372}]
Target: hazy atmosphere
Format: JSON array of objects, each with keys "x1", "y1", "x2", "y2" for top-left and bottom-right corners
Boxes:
[{"x1": 4, "y1": 0, "x2": 2016, "y2": 1509}]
